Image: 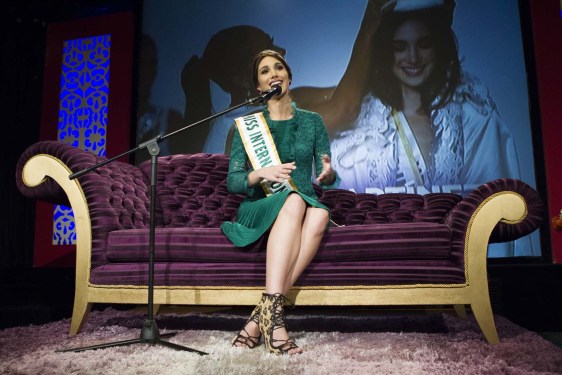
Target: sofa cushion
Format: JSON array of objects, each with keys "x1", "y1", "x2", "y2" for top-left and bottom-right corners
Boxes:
[
  {"x1": 105, "y1": 222, "x2": 452, "y2": 263},
  {"x1": 89, "y1": 258, "x2": 465, "y2": 287}
]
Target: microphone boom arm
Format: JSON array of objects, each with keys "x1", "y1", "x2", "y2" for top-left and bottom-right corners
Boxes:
[{"x1": 69, "y1": 86, "x2": 281, "y2": 180}]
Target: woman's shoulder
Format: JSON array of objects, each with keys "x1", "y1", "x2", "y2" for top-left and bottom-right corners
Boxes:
[
  {"x1": 356, "y1": 94, "x2": 391, "y2": 125},
  {"x1": 451, "y1": 70, "x2": 498, "y2": 114},
  {"x1": 361, "y1": 94, "x2": 388, "y2": 111},
  {"x1": 294, "y1": 105, "x2": 321, "y2": 118},
  {"x1": 294, "y1": 105, "x2": 324, "y2": 124}
]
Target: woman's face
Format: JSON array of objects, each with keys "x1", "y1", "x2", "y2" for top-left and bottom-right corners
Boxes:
[
  {"x1": 392, "y1": 19, "x2": 436, "y2": 89},
  {"x1": 256, "y1": 56, "x2": 290, "y2": 96}
]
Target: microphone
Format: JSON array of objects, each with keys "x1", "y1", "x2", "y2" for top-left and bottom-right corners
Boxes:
[{"x1": 256, "y1": 85, "x2": 282, "y2": 103}]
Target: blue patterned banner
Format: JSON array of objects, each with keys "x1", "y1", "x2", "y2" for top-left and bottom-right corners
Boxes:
[{"x1": 54, "y1": 35, "x2": 111, "y2": 245}]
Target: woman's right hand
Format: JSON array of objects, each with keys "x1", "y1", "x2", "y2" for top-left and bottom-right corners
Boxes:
[
  {"x1": 380, "y1": 0, "x2": 397, "y2": 12},
  {"x1": 363, "y1": 0, "x2": 397, "y2": 34},
  {"x1": 249, "y1": 162, "x2": 297, "y2": 185}
]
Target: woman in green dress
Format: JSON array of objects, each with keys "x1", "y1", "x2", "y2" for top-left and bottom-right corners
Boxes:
[{"x1": 221, "y1": 50, "x2": 339, "y2": 355}]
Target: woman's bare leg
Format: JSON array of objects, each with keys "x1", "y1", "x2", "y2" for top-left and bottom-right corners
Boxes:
[
  {"x1": 265, "y1": 194, "x2": 306, "y2": 294},
  {"x1": 283, "y1": 207, "x2": 329, "y2": 295},
  {"x1": 234, "y1": 194, "x2": 305, "y2": 352},
  {"x1": 263, "y1": 194, "x2": 308, "y2": 354}
]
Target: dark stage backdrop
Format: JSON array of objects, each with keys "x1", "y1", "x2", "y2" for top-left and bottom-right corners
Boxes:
[
  {"x1": 33, "y1": 11, "x2": 135, "y2": 267},
  {"x1": 530, "y1": 0, "x2": 562, "y2": 264},
  {"x1": 138, "y1": 0, "x2": 541, "y2": 258}
]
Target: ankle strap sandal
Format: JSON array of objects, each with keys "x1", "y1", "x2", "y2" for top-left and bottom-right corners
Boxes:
[
  {"x1": 258, "y1": 293, "x2": 300, "y2": 355},
  {"x1": 232, "y1": 300, "x2": 263, "y2": 349}
]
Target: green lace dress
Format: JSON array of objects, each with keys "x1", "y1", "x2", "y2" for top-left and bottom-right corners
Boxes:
[{"x1": 221, "y1": 105, "x2": 340, "y2": 247}]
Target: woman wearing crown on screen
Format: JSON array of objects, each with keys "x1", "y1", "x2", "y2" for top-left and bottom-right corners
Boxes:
[{"x1": 304, "y1": 0, "x2": 521, "y2": 196}]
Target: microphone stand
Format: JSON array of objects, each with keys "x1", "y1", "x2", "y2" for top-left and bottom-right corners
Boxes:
[{"x1": 56, "y1": 89, "x2": 275, "y2": 353}]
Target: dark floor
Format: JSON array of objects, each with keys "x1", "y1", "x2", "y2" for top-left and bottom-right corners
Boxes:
[
  {"x1": 487, "y1": 263, "x2": 562, "y2": 349},
  {"x1": 1, "y1": 264, "x2": 561, "y2": 349}
]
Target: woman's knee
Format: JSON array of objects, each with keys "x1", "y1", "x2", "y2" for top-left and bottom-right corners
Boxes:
[
  {"x1": 280, "y1": 194, "x2": 306, "y2": 217},
  {"x1": 307, "y1": 208, "x2": 329, "y2": 233}
]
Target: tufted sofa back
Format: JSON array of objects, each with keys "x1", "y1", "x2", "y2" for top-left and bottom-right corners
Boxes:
[
  {"x1": 138, "y1": 153, "x2": 465, "y2": 229},
  {"x1": 316, "y1": 188, "x2": 462, "y2": 226},
  {"x1": 138, "y1": 154, "x2": 542, "y2": 248},
  {"x1": 138, "y1": 154, "x2": 244, "y2": 228}
]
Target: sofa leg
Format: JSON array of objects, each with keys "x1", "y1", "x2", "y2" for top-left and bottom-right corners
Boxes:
[
  {"x1": 470, "y1": 301, "x2": 499, "y2": 344},
  {"x1": 453, "y1": 304, "x2": 467, "y2": 319},
  {"x1": 69, "y1": 302, "x2": 92, "y2": 336}
]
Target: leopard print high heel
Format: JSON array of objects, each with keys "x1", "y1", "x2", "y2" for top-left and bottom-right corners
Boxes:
[{"x1": 258, "y1": 293, "x2": 300, "y2": 355}]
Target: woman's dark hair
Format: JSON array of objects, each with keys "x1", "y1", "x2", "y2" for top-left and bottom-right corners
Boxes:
[
  {"x1": 370, "y1": 8, "x2": 461, "y2": 112},
  {"x1": 252, "y1": 49, "x2": 293, "y2": 88}
]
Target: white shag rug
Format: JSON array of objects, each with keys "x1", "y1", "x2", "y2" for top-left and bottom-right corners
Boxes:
[{"x1": 0, "y1": 307, "x2": 561, "y2": 375}]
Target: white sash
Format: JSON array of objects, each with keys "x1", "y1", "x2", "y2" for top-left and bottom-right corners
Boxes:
[
  {"x1": 235, "y1": 113, "x2": 297, "y2": 196},
  {"x1": 392, "y1": 110, "x2": 427, "y2": 186}
]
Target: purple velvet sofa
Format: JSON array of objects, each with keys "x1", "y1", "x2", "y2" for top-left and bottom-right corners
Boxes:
[{"x1": 16, "y1": 140, "x2": 543, "y2": 343}]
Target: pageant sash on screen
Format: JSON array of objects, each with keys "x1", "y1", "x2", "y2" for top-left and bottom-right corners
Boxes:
[{"x1": 235, "y1": 112, "x2": 297, "y2": 196}]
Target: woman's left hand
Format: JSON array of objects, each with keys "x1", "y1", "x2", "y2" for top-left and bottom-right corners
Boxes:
[{"x1": 316, "y1": 154, "x2": 335, "y2": 185}]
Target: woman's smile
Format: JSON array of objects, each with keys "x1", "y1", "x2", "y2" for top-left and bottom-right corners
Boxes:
[{"x1": 400, "y1": 64, "x2": 426, "y2": 77}]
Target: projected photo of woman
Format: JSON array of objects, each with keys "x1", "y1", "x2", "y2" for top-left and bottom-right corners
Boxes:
[{"x1": 321, "y1": 0, "x2": 520, "y2": 195}]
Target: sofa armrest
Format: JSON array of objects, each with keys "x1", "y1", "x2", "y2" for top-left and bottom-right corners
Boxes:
[
  {"x1": 15, "y1": 141, "x2": 96, "y2": 206},
  {"x1": 447, "y1": 178, "x2": 544, "y2": 244},
  {"x1": 16, "y1": 140, "x2": 153, "y2": 266}
]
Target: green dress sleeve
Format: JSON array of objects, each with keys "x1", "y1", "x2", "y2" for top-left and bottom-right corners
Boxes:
[
  {"x1": 226, "y1": 127, "x2": 254, "y2": 194},
  {"x1": 313, "y1": 113, "x2": 341, "y2": 189}
]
